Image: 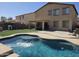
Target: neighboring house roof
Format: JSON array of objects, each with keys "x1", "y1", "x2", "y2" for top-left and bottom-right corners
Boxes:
[
  {"x1": 16, "y1": 12, "x2": 34, "y2": 17},
  {"x1": 16, "y1": 2, "x2": 78, "y2": 17}
]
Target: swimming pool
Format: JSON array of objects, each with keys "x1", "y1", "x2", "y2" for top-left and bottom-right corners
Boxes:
[{"x1": 0, "y1": 34, "x2": 79, "y2": 57}]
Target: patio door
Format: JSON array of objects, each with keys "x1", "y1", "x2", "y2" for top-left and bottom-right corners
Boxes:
[
  {"x1": 36, "y1": 22, "x2": 42, "y2": 30},
  {"x1": 36, "y1": 22, "x2": 49, "y2": 30},
  {"x1": 44, "y1": 22, "x2": 49, "y2": 30}
]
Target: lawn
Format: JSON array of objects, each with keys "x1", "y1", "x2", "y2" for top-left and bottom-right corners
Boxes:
[{"x1": 0, "y1": 29, "x2": 37, "y2": 36}]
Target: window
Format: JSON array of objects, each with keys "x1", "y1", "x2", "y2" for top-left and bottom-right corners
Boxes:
[
  {"x1": 62, "y1": 20, "x2": 69, "y2": 28},
  {"x1": 19, "y1": 16, "x2": 21, "y2": 20},
  {"x1": 63, "y1": 8, "x2": 70, "y2": 15},
  {"x1": 21, "y1": 15, "x2": 24, "y2": 19},
  {"x1": 48, "y1": 10, "x2": 52, "y2": 16},
  {"x1": 53, "y1": 9, "x2": 60, "y2": 16},
  {"x1": 53, "y1": 21, "x2": 59, "y2": 27}
]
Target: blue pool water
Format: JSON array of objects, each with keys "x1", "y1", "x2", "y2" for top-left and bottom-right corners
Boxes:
[{"x1": 1, "y1": 35, "x2": 79, "y2": 57}]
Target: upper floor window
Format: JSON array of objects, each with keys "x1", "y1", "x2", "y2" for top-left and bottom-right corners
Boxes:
[
  {"x1": 48, "y1": 10, "x2": 52, "y2": 16},
  {"x1": 63, "y1": 8, "x2": 70, "y2": 15},
  {"x1": 53, "y1": 9, "x2": 60, "y2": 16},
  {"x1": 21, "y1": 15, "x2": 24, "y2": 19},
  {"x1": 19, "y1": 16, "x2": 21, "y2": 20}
]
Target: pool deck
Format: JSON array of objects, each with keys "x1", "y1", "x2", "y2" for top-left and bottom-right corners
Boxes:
[
  {"x1": 27, "y1": 31, "x2": 79, "y2": 45},
  {"x1": 7, "y1": 53, "x2": 19, "y2": 57},
  {"x1": 0, "y1": 31, "x2": 79, "y2": 57},
  {"x1": 0, "y1": 43, "x2": 12, "y2": 56},
  {"x1": 0, "y1": 43, "x2": 19, "y2": 57},
  {"x1": 1, "y1": 31, "x2": 79, "y2": 45}
]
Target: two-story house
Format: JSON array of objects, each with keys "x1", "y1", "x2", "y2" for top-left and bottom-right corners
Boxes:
[{"x1": 16, "y1": 2, "x2": 78, "y2": 31}]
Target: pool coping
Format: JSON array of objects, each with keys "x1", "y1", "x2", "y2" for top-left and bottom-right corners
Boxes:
[
  {"x1": 0, "y1": 32, "x2": 79, "y2": 57},
  {"x1": 0, "y1": 32, "x2": 78, "y2": 46},
  {"x1": 0, "y1": 43, "x2": 19, "y2": 57},
  {"x1": 0, "y1": 33, "x2": 41, "y2": 57},
  {"x1": 0, "y1": 33, "x2": 39, "y2": 41}
]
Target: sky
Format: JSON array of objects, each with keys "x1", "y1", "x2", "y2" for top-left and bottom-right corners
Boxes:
[{"x1": 0, "y1": 2, "x2": 79, "y2": 19}]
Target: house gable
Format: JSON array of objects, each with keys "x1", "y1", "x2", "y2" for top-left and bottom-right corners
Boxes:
[{"x1": 34, "y1": 2, "x2": 78, "y2": 15}]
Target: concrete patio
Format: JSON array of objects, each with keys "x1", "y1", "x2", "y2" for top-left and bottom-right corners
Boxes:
[
  {"x1": 28, "y1": 31, "x2": 79, "y2": 45},
  {"x1": 0, "y1": 43, "x2": 19, "y2": 57}
]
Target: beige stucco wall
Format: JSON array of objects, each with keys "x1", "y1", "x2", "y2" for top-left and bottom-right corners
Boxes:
[
  {"x1": 16, "y1": 13, "x2": 35, "y2": 25},
  {"x1": 16, "y1": 3, "x2": 77, "y2": 31},
  {"x1": 35, "y1": 4, "x2": 77, "y2": 31}
]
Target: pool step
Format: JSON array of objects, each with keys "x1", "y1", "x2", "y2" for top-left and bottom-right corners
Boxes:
[
  {"x1": 0, "y1": 43, "x2": 13, "y2": 56},
  {"x1": 7, "y1": 53, "x2": 19, "y2": 57},
  {"x1": 0, "y1": 43, "x2": 19, "y2": 57},
  {"x1": 0, "y1": 50, "x2": 13, "y2": 57}
]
